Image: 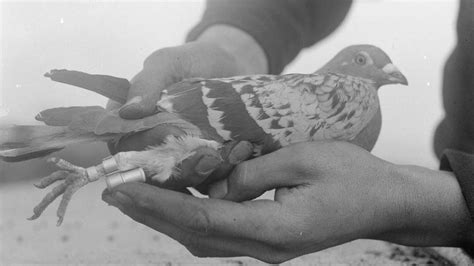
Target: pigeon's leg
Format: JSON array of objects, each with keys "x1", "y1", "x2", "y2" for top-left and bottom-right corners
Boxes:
[
  {"x1": 110, "y1": 135, "x2": 222, "y2": 187},
  {"x1": 29, "y1": 157, "x2": 107, "y2": 226}
]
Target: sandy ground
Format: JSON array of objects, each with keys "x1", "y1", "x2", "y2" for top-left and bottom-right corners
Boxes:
[{"x1": 0, "y1": 179, "x2": 419, "y2": 265}]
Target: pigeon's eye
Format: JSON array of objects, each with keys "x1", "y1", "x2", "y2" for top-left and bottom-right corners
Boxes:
[{"x1": 355, "y1": 54, "x2": 367, "y2": 65}]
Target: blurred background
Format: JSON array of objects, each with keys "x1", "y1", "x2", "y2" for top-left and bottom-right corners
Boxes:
[{"x1": 0, "y1": 0, "x2": 459, "y2": 264}]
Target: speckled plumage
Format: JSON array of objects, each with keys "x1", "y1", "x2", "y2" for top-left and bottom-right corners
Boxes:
[{"x1": 158, "y1": 72, "x2": 379, "y2": 154}]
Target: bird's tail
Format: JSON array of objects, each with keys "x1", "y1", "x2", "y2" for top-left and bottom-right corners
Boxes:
[{"x1": 0, "y1": 125, "x2": 110, "y2": 162}]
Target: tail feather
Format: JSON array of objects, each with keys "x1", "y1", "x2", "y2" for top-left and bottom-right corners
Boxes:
[
  {"x1": 44, "y1": 69, "x2": 130, "y2": 104},
  {"x1": 0, "y1": 125, "x2": 111, "y2": 162},
  {"x1": 35, "y1": 106, "x2": 105, "y2": 126}
]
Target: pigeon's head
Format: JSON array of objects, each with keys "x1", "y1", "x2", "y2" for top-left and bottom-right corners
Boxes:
[{"x1": 318, "y1": 44, "x2": 408, "y2": 88}]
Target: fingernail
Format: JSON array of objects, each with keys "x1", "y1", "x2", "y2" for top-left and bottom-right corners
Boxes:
[
  {"x1": 228, "y1": 141, "x2": 253, "y2": 164},
  {"x1": 126, "y1": 96, "x2": 143, "y2": 105},
  {"x1": 209, "y1": 179, "x2": 228, "y2": 199},
  {"x1": 195, "y1": 155, "x2": 222, "y2": 176},
  {"x1": 103, "y1": 191, "x2": 133, "y2": 208},
  {"x1": 119, "y1": 96, "x2": 143, "y2": 118}
]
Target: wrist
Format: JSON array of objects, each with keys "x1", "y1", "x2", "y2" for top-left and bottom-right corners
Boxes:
[
  {"x1": 195, "y1": 25, "x2": 268, "y2": 74},
  {"x1": 376, "y1": 164, "x2": 472, "y2": 247}
]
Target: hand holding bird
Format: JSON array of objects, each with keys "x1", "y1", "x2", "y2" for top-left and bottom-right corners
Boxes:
[{"x1": 0, "y1": 44, "x2": 407, "y2": 225}]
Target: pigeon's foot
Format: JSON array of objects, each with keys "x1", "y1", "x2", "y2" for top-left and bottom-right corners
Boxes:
[{"x1": 28, "y1": 157, "x2": 101, "y2": 226}]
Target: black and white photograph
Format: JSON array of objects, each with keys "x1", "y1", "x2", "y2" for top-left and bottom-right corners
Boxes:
[{"x1": 1, "y1": 0, "x2": 473, "y2": 264}]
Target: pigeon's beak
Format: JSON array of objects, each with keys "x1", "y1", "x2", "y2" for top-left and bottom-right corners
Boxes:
[{"x1": 382, "y1": 63, "x2": 408, "y2": 85}]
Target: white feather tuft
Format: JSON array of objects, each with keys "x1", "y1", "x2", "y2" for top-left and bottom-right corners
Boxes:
[
  {"x1": 156, "y1": 93, "x2": 175, "y2": 112},
  {"x1": 112, "y1": 135, "x2": 220, "y2": 184}
]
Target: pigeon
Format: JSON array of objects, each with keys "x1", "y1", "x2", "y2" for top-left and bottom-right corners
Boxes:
[{"x1": 0, "y1": 44, "x2": 408, "y2": 225}]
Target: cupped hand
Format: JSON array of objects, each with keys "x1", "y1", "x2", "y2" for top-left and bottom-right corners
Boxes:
[
  {"x1": 116, "y1": 42, "x2": 243, "y2": 120},
  {"x1": 106, "y1": 41, "x2": 243, "y2": 153},
  {"x1": 107, "y1": 25, "x2": 268, "y2": 153},
  {"x1": 102, "y1": 141, "x2": 412, "y2": 263}
]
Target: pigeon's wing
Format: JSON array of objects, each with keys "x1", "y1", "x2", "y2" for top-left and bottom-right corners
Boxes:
[
  {"x1": 236, "y1": 73, "x2": 380, "y2": 145},
  {"x1": 233, "y1": 73, "x2": 326, "y2": 146},
  {"x1": 159, "y1": 75, "x2": 283, "y2": 152},
  {"x1": 36, "y1": 106, "x2": 200, "y2": 136}
]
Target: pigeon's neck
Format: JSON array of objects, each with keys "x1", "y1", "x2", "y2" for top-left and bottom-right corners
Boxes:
[
  {"x1": 313, "y1": 67, "x2": 345, "y2": 78},
  {"x1": 313, "y1": 69, "x2": 380, "y2": 89},
  {"x1": 314, "y1": 65, "x2": 331, "y2": 75}
]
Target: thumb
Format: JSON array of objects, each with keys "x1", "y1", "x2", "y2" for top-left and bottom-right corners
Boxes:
[
  {"x1": 118, "y1": 91, "x2": 161, "y2": 120},
  {"x1": 118, "y1": 70, "x2": 171, "y2": 120},
  {"x1": 208, "y1": 149, "x2": 307, "y2": 201}
]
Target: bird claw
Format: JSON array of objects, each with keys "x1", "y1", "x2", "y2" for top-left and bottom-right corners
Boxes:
[{"x1": 29, "y1": 157, "x2": 91, "y2": 226}]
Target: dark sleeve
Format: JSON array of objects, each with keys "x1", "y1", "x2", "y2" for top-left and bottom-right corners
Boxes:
[
  {"x1": 435, "y1": 2, "x2": 474, "y2": 254},
  {"x1": 186, "y1": 0, "x2": 352, "y2": 74},
  {"x1": 433, "y1": 0, "x2": 474, "y2": 157},
  {"x1": 440, "y1": 149, "x2": 474, "y2": 256}
]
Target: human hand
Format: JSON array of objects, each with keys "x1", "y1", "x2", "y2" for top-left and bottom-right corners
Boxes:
[
  {"x1": 102, "y1": 26, "x2": 268, "y2": 189},
  {"x1": 102, "y1": 141, "x2": 470, "y2": 263},
  {"x1": 102, "y1": 41, "x2": 240, "y2": 187},
  {"x1": 105, "y1": 41, "x2": 243, "y2": 153},
  {"x1": 107, "y1": 25, "x2": 268, "y2": 153},
  {"x1": 108, "y1": 24, "x2": 268, "y2": 119}
]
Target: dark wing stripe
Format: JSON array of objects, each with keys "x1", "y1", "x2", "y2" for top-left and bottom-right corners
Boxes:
[
  {"x1": 164, "y1": 80, "x2": 223, "y2": 142},
  {"x1": 203, "y1": 80, "x2": 269, "y2": 144}
]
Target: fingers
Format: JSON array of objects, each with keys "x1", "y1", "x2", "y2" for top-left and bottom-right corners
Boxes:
[
  {"x1": 101, "y1": 189, "x2": 279, "y2": 261},
  {"x1": 118, "y1": 67, "x2": 175, "y2": 120},
  {"x1": 118, "y1": 42, "x2": 243, "y2": 120},
  {"x1": 108, "y1": 183, "x2": 284, "y2": 241},
  {"x1": 194, "y1": 141, "x2": 254, "y2": 195},
  {"x1": 119, "y1": 91, "x2": 163, "y2": 120},
  {"x1": 102, "y1": 183, "x2": 295, "y2": 263},
  {"x1": 208, "y1": 146, "x2": 308, "y2": 201},
  {"x1": 226, "y1": 141, "x2": 254, "y2": 164},
  {"x1": 105, "y1": 99, "x2": 123, "y2": 111},
  {"x1": 118, "y1": 73, "x2": 154, "y2": 119}
]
